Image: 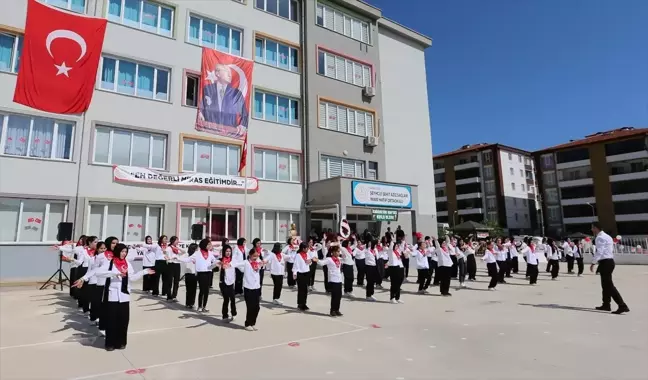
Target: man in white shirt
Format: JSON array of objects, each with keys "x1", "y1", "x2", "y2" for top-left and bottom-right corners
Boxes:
[{"x1": 590, "y1": 222, "x2": 629, "y2": 314}]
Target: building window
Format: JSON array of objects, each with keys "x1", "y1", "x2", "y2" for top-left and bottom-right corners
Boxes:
[
  {"x1": 184, "y1": 72, "x2": 199, "y2": 107},
  {"x1": 93, "y1": 126, "x2": 166, "y2": 169},
  {"x1": 368, "y1": 161, "x2": 378, "y2": 180},
  {"x1": 253, "y1": 210, "x2": 300, "y2": 242},
  {"x1": 509, "y1": 167, "x2": 514, "y2": 175},
  {"x1": 483, "y1": 165, "x2": 493, "y2": 179},
  {"x1": 547, "y1": 205, "x2": 561, "y2": 222},
  {"x1": 187, "y1": 14, "x2": 242, "y2": 56},
  {"x1": 515, "y1": 213, "x2": 518, "y2": 221},
  {"x1": 529, "y1": 186, "x2": 535, "y2": 194},
  {"x1": 513, "y1": 198, "x2": 517, "y2": 206},
  {"x1": 182, "y1": 138, "x2": 240, "y2": 176},
  {"x1": 106, "y1": 0, "x2": 173, "y2": 37},
  {"x1": 253, "y1": 90, "x2": 300, "y2": 126},
  {"x1": 511, "y1": 182, "x2": 515, "y2": 191},
  {"x1": 485, "y1": 180, "x2": 495, "y2": 195},
  {"x1": 0, "y1": 113, "x2": 74, "y2": 161},
  {"x1": 318, "y1": 100, "x2": 375, "y2": 137},
  {"x1": 0, "y1": 32, "x2": 22, "y2": 74},
  {"x1": 525, "y1": 157, "x2": 532, "y2": 166},
  {"x1": 487, "y1": 211, "x2": 498, "y2": 221},
  {"x1": 519, "y1": 169, "x2": 523, "y2": 177},
  {"x1": 522, "y1": 199, "x2": 527, "y2": 206},
  {"x1": 180, "y1": 207, "x2": 239, "y2": 241},
  {"x1": 315, "y1": 2, "x2": 370, "y2": 44},
  {"x1": 542, "y1": 171, "x2": 556, "y2": 186},
  {"x1": 486, "y1": 197, "x2": 496, "y2": 210},
  {"x1": 524, "y1": 213, "x2": 528, "y2": 221},
  {"x1": 88, "y1": 203, "x2": 162, "y2": 241},
  {"x1": 320, "y1": 155, "x2": 365, "y2": 179},
  {"x1": 317, "y1": 49, "x2": 372, "y2": 87},
  {"x1": 0, "y1": 198, "x2": 68, "y2": 243},
  {"x1": 508, "y1": 152, "x2": 512, "y2": 160},
  {"x1": 99, "y1": 56, "x2": 170, "y2": 101},
  {"x1": 521, "y1": 184, "x2": 525, "y2": 192},
  {"x1": 44, "y1": 0, "x2": 86, "y2": 13},
  {"x1": 255, "y1": 0, "x2": 299, "y2": 22},
  {"x1": 482, "y1": 151, "x2": 492, "y2": 164},
  {"x1": 544, "y1": 188, "x2": 559, "y2": 203},
  {"x1": 254, "y1": 36, "x2": 299, "y2": 72},
  {"x1": 253, "y1": 149, "x2": 301, "y2": 182},
  {"x1": 519, "y1": 155, "x2": 522, "y2": 163}
]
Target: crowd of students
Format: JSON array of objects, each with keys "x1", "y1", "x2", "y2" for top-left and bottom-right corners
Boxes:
[{"x1": 56, "y1": 222, "x2": 629, "y2": 352}]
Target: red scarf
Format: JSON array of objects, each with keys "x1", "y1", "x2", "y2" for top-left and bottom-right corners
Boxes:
[
  {"x1": 290, "y1": 244, "x2": 297, "y2": 251},
  {"x1": 221, "y1": 256, "x2": 232, "y2": 267},
  {"x1": 529, "y1": 244, "x2": 535, "y2": 253},
  {"x1": 104, "y1": 251, "x2": 114, "y2": 260},
  {"x1": 255, "y1": 246, "x2": 262, "y2": 254},
  {"x1": 250, "y1": 258, "x2": 260, "y2": 272},
  {"x1": 200, "y1": 249, "x2": 210, "y2": 259},
  {"x1": 299, "y1": 251, "x2": 308, "y2": 262},
  {"x1": 113, "y1": 257, "x2": 128, "y2": 274},
  {"x1": 237, "y1": 245, "x2": 245, "y2": 254},
  {"x1": 87, "y1": 248, "x2": 96, "y2": 257},
  {"x1": 370, "y1": 248, "x2": 377, "y2": 256},
  {"x1": 160, "y1": 243, "x2": 167, "y2": 249},
  {"x1": 441, "y1": 246, "x2": 447, "y2": 253},
  {"x1": 393, "y1": 245, "x2": 401, "y2": 259},
  {"x1": 345, "y1": 246, "x2": 353, "y2": 256},
  {"x1": 331, "y1": 256, "x2": 341, "y2": 268},
  {"x1": 419, "y1": 249, "x2": 426, "y2": 255},
  {"x1": 275, "y1": 252, "x2": 282, "y2": 261},
  {"x1": 171, "y1": 246, "x2": 180, "y2": 254}
]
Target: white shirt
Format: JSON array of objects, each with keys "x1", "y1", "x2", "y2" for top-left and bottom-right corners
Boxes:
[
  {"x1": 387, "y1": 243, "x2": 404, "y2": 268},
  {"x1": 283, "y1": 245, "x2": 297, "y2": 263},
  {"x1": 495, "y1": 246, "x2": 507, "y2": 261},
  {"x1": 308, "y1": 247, "x2": 319, "y2": 261},
  {"x1": 234, "y1": 259, "x2": 262, "y2": 289},
  {"x1": 183, "y1": 254, "x2": 196, "y2": 275},
  {"x1": 592, "y1": 231, "x2": 614, "y2": 264},
  {"x1": 378, "y1": 245, "x2": 389, "y2": 260},
  {"x1": 523, "y1": 244, "x2": 538, "y2": 265},
  {"x1": 454, "y1": 245, "x2": 465, "y2": 260},
  {"x1": 354, "y1": 247, "x2": 366, "y2": 260},
  {"x1": 218, "y1": 259, "x2": 236, "y2": 285},
  {"x1": 436, "y1": 246, "x2": 453, "y2": 267},
  {"x1": 89, "y1": 252, "x2": 111, "y2": 285},
  {"x1": 94, "y1": 261, "x2": 147, "y2": 303},
  {"x1": 572, "y1": 245, "x2": 582, "y2": 259},
  {"x1": 341, "y1": 247, "x2": 355, "y2": 266},
  {"x1": 507, "y1": 243, "x2": 518, "y2": 259},
  {"x1": 482, "y1": 249, "x2": 497, "y2": 264},
  {"x1": 142, "y1": 244, "x2": 168, "y2": 261},
  {"x1": 364, "y1": 248, "x2": 377, "y2": 266},
  {"x1": 563, "y1": 242, "x2": 572, "y2": 257},
  {"x1": 548, "y1": 245, "x2": 559, "y2": 260},
  {"x1": 264, "y1": 251, "x2": 286, "y2": 276},
  {"x1": 464, "y1": 246, "x2": 475, "y2": 256},
  {"x1": 318, "y1": 257, "x2": 342, "y2": 283},
  {"x1": 411, "y1": 249, "x2": 429, "y2": 269},
  {"x1": 60, "y1": 245, "x2": 85, "y2": 268},
  {"x1": 140, "y1": 246, "x2": 156, "y2": 267},
  {"x1": 292, "y1": 252, "x2": 311, "y2": 274},
  {"x1": 179, "y1": 251, "x2": 218, "y2": 273},
  {"x1": 233, "y1": 245, "x2": 247, "y2": 263}
]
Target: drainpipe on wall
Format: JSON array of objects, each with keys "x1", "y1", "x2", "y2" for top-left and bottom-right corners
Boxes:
[{"x1": 300, "y1": 0, "x2": 310, "y2": 239}]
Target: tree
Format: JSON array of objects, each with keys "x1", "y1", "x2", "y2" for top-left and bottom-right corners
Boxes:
[{"x1": 483, "y1": 219, "x2": 505, "y2": 237}]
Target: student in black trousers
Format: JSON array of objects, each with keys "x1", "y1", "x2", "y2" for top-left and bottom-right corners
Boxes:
[
  {"x1": 166, "y1": 236, "x2": 182, "y2": 302},
  {"x1": 234, "y1": 249, "x2": 265, "y2": 331},
  {"x1": 218, "y1": 245, "x2": 237, "y2": 320},
  {"x1": 68, "y1": 235, "x2": 85, "y2": 299},
  {"x1": 267, "y1": 243, "x2": 286, "y2": 304},
  {"x1": 182, "y1": 244, "x2": 198, "y2": 309},
  {"x1": 341, "y1": 240, "x2": 355, "y2": 296},
  {"x1": 364, "y1": 240, "x2": 379, "y2": 300},
  {"x1": 192, "y1": 239, "x2": 220, "y2": 312},
  {"x1": 547, "y1": 239, "x2": 560, "y2": 280},
  {"x1": 284, "y1": 237, "x2": 297, "y2": 288},
  {"x1": 483, "y1": 242, "x2": 499, "y2": 290},
  {"x1": 151, "y1": 235, "x2": 168, "y2": 297},
  {"x1": 464, "y1": 240, "x2": 477, "y2": 281},
  {"x1": 355, "y1": 242, "x2": 367, "y2": 287},
  {"x1": 590, "y1": 223, "x2": 630, "y2": 314},
  {"x1": 293, "y1": 243, "x2": 312, "y2": 311},
  {"x1": 88, "y1": 242, "x2": 109, "y2": 323},
  {"x1": 307, "y1": 237, "x2": 320, "y2": 291},
  {"x1": 234, "y1": 238, "x2": 247, "y2": 295},
  {"x1": 574, "y1": 241, "x2": 585, "y2": 276},
  {"x1": 317, "y1": 245, "x2": 343, "y2": 316},
  {"x1": 251, "y1": 238, "x2": 266, "y2": 297}
]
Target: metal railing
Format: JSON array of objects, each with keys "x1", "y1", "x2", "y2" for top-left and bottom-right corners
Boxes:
[{"x1": 581, "y1": 237, "x2": 648, "y2": 255}]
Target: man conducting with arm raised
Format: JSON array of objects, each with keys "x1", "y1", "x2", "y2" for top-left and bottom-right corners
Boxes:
[{"x1": 590, "y1": 222, "x2": 630, "y2": 315}]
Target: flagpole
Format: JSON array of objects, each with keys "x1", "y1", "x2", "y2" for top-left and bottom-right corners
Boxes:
[
  {"x1": 243, "y1": 137, "x2": 248, "y2": 239},
  {"x1": 72, "y1": 111, "x2": 87, "y2": 237}
]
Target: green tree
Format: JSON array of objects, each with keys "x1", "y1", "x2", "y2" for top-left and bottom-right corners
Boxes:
[{"x1": 483, "y1": 219, "x2": 505, "y2": 237}]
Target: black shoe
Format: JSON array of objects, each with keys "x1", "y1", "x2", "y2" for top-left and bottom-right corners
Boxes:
[
  {"x1": 117, "y1": 345, "x2": 126, "y2": 350},
  {"x1": 611, "y1": 305, "x2": 630, "y2": 315},
  {"x1": 595, "y1": 305, "x2": 611, "y2": 311},
  {"x1": 335, "y1": 311, "x2": 343, "y2": 317},
  {"x1": 105, "y1": 347, "x2": 115, "y2": 351},
  {"x1": 442, "y1": 293, "x2": 452, "y2": 297},
  {"x1": 330, "y1": 312, "x2": 336, "y2": 317}
]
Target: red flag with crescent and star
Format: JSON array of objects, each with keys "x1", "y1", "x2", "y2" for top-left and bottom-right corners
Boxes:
[{"x1": 13, "y1": 0, "x2": 107, "y2": 114}]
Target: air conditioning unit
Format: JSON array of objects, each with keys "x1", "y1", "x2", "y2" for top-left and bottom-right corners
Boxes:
[
  {"x1": 364, "y1": 136, "x2": 379, "y2": 147},
  {"x1": 363, "y1": 86, "x2": 376, "y2": 97}
]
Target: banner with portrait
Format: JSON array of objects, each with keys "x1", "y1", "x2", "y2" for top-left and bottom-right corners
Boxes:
[{"x1": 195, "y1": 48, "x2": 254, "y2": 141}]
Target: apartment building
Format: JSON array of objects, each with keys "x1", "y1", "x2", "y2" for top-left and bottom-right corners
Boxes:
[
  {"x1": 434, "y1": 143, "x2": 539, "y2": 235},
  {"x1": 534, "y1": 127, "x2": 648, "y2": 237},
  {"x1": 0, "y1": 0, "x2": 435, "y2": 281}
]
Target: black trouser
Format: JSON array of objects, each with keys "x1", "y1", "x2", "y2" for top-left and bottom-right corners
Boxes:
[
  {"x1": 197, "y1": 272, "x2": 211, "y2": 308},
  {"x1": 505, "y1": 257, "x2": 512, "y2": 277},
  {"x1": 309, "y1": 263, "x2": 317, "y2": 287},
  {"x1": 152, "y1": 260, "x2": 166, "y2": 296},
  {"x1": 355, "y1": 259, "x2": 366, "y2": 286},
  {"x1": 329, "y1": 282, "x2": 342, "y2": 313},
  {"x1": 76, "y1": 266, "x2": 88, "y2": 309},
  {"x1": 598, "y1": 259, "x2": 626, "y2": 308},
  {"x1": 90, "y1": 284, "x2": 104, "y2": 321},
  {"x1": 166, "y1": 263, "x2": 181, "y2": 300},
  {"x1": 388, "y1": 266, "x2": 404, "y2": 300},
  {"x1": 244, "y1": 288, "x2": 260, "y2": 327},
  {"x1": 527, "y1": 263, "x2": 538, "y2": 284},
  {"x1": 271, "y1": 274, "x2": 283, "y2": 300},
  {"x1": 566, "y1": 256, "x2": 574, "y2": 273},
  {"x1": 323, "y1": 265, "x2": 330, "y2": 292},
  {"x1": 550, "y1": 259, "x2": 559, "y2": 279},
  {"x1": 184, "y1": 273, "x2": 197, "y2": 307},
  {"x1": 220, "y1": 283, "x2": 237, "y2": 318},
  {"x1": 497, "y1": 261, "x2": 506, "y2": 283},
  {"x1": 423, "y1": 261, "x2": 433, "y2": 289},
  {"x1": 511, "y1": 257, "x2": 519, "y2": 274},
  {"x1": 142, "y1": 265, "x2": 154, "y2": 291},
  {"x1": 402, "y1": 257, "x2": 410, "y2": 279},
  {"x1": 417, "y1": 268, "x2": 429, "y2": 291},
  {"x1": 438, "y1": 266, "x2": 452, "y2": 295},
  {"x1": 545, "y1": 259, "x2": 552, "y2": 273},
  {"x1": 296, "y1": 272, "x2": 310, "y2": 309},
  {"x1": 487, "y1": 262, "x2": 498, "y2": 289},
  {"x1": 235, "y1": 270, "x2": 244, "y2": 294},
  {"x1": 450, "y1": 255, "x2": 458, "y2": 278},
  {"x1": 458, "y1": 257, "x2": 466, "y2": 283},
  {"x1": 467, "y1": 255, "x2": 477, "y2": 280},
  {"x1": 259, "y1": 269, "x2": 265, "y2": 297},
  {"x1": 432, "y1": 260, "x2": 440, "y2": 285},
  {"x1": 376, "y1": 259, "x2": 385, "y2": 285},
  {"x1": 576, "y1": 257, "x2": 584, "y2": 275},
  {"x1": 286, "y1": 263, "x2": 296, "y2": 287},
  {"x1": 342, "y1": 264, "x2": 354, "y2": 294},
  {"x1": 104, "y1": 301, "x2": 129, "y2": 349},
  {"x1": 69, "y1": 266, "x2": 78, "y2": 299},
  {"x1": 365, "y1": 265, "x2": 377, "y2": 297}
]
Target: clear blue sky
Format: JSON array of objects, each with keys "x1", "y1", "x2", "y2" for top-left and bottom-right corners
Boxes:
[{"x1": 366, "y1": 0, "x2": 648, "y2": 154}]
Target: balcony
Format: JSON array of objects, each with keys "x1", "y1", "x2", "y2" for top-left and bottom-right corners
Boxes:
[
  {"x1": 606, "y1": 149, "x2": 648, "y2": 164},
  {"x1": 556, "y1": 159, "x2": 591, "y2": 170},
  {"x1": 563, "y1": 216, "x2": 598, "y2": 224},
  {"x1": 433, "y1": 167, "x2": 445, "y2": 174},
  {"x1": 612, "y1": 192, "x2": 648, "y2": 202},
  {"x1": 435, "y1": 182, "x2": 446, "y2": 189},
  {"x1": 437, "y1": 211, "x2": 448, "y2": 217},
  {"x1": 436, "y1": 196, "x2": 448, "y2": 202},
  {"x1": 558, "y1": 178, "x2": 594, "y2": 188},
  {"x1": 455, "y1": 161, "x2": 480, "y2": 171},
  {"x1": 616, "y1": 213, "x2": 648, "y2": 222},
  {"x1": 561, "y1": 196, "x2": 596, "y2": 206},
  {"x1": 456, "y1": 177, "x2": 480, "y2": 185},
  {"x1": 458, "y1": 208, "x2": 483, "y2": 216},
  {"x1": 609, "y1": 171, "x2": 648, "y2": 182},
  {"x1": 456, "y1": 192, "x2": 482, "y2": 200}
]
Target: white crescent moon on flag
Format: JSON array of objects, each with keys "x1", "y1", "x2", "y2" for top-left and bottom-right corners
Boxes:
[
  {"x1": 227, "y1": 64, "x2": 248, "y2": 99},
  {"x1": 46, "y1": 29, "x2": 87, "y2": 62}
]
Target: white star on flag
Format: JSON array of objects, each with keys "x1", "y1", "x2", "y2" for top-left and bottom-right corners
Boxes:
[
  {"x1": 54, "y1": 62, "x2": 72, "y2": 77},
  {"x1": 206, "y1": 70, "x2": 217, "y2": 84}
]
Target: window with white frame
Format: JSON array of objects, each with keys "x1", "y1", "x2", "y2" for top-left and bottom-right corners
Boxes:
[
  {"x1": 253, "y1": 149, "x2": 300, "y2": 182},
  {"x1": 319, "y1": 155, "x2": 365, "y2": 179},
  {"x1": 0, "y1": 113, "x2": 74, "y2": 160},
  {"x1": 93, "y1": 126, "x2": 166, "y2": 169},
  {"x1": 486, "y1": 197, "x2": 496, "y2": 210},
  {"x1": 508, "y1": 152, "x2": 512, "y2": 160},
  {"x1": 509, "y1": 167, "x2": 514, "y2": 175},
  {"x1": 319, "y1": 100, "x2": 375, "y2": 137},
  {"x1": 541, "y1": 153, "x2": 554, "y2": 169},
  {"x1": 317, "y1": 49, "x2": 371, "y2": 87},
  {"x1": 254, "y1": 36, "x2": 299, "y2": 72},
  {"x1": 0, "y1": 198, "x2": 68, "y2": 243},
  {"x1": 180, "y1": 207, "x2": 239, "y2": 241},
  {"x1": 511, "y1": 182, "x2": 516, "y2": 191},
  {"x1": 482, "y1": 151, "x2": 492, "y2": 164},
  {"x1": 315, "y1": 1, "x2": 370, "y2": 44},
  {"x1": 255, "y1": 0, "x2": 299, "y2": 22},
  {"x1": 485, "y1": 180, "x2": 496, "y2": 194},
  {"x1": 182, "y1": 139, "x2": 240, "y2": 176},
  {"x1": 521, "y1": 184, "x2": 525, "y2": 191},
  {"x1": 253, "y1": 90, "x2": 300, "y2": 126},
  {"x1": 547, "y1": 205, "x2": 561, "y2": 222},
  {"x1": 87, "y1": 203, "x2": 162, "y2": 241},
  {"x1": 544, "y1": 188, "x2": 559, "y2": 203},
  {"x1": 518, "y1": 155, "x2": 522, "y2": 163},
  {"x1": 44, "y1": 0, "x2": 86, "y2": 13},
  {"x1": 107, "y1": 0, "x2": 173, "y2": 37},
  {"x1": 543, "y1": 171, "x2": 556, "y2": 186},
  {"x1": 519, "y1": 169, "x2": 523, "y2": 177},
  {"x1": 0, "y1": 32, "x2": 22, "y2": 73},
  {"x1": 253, "y1": 210, "x2": 300, "y2": 242},
  {"x1": 184, "y1": 72, "x2": 199, "y2": 107},
  {"x1": 368, "y1": 161, "x2": 378, "y2": 180},
  {"x1": 483, "y1": 165, "x2": 493, "y2": 179},
  {"x1": 187, "y1": 14, "x2": 242, "y2": 56},
  {"x1": 99, "y1": 56, "x2": 170, "y2": 101}
]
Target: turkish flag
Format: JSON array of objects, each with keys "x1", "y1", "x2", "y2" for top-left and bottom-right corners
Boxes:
[{"x1": 13, "y1": 0, "x2": 107, "y2": 114}]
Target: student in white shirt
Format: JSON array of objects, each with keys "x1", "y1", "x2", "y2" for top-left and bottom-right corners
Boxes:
[
  {"x1": 377, "y1": 236, "x2": 389, "y2": 286},
  {"x1": 283, "y1": 237, "x2": 298, "y2": 289},
  {"x1": 180, "y1": 243, "x2": 198, "y2": 309},
  {"x1": 251, "y1": 238, "x2": 268, "y2": 297},
  {"x1": 364, "y1": 239, "x2": 379, "y2": 301},
  {"x1": 521, "y1": 237, "x2": 539, "y2": 285},
  {"x1": 265, "y1": 242, "x2": 286, "y2": 305},
  {"x1": 57, "y1": 235, "x2": 86, "y2": 301},
  {"x1": 139, "y1": 235, "x2": 169, "y2": 297},
  {"x1": 411, "y1": 240, "x2": 430, "y2": 293},
  {"x1": 494, "y1": 238, "x2": 508, "y2": 284},
  {"x1": 387, "y1": 234, "x2": 409, "y2": 303},
  {"x1": 317, "y1": 245, "x2": 343, "y2": 316},
  {"x1": 464, "y1": 238, "x2": 477, "y2": 281},
  {"x1": 165, "y1": 236, "x2": 183, "y2": 302},
  {"x1": 88, "y1": 241, "x2": 110, "y2": 324},
  {"x1": 340, "y1": 239, "x2": 356, "y2": 297},
  {"x1": 75, "y1": 243, "x2": 153, "y2": 351},
  {"x1": 547, "y1": 238, "x2": 560, "y2": 280},
  {"x1": 293, "y1": 242, "x2": 313, "y2": 311},
  {"x1": 503, "y1": 237, "x2": 515, "y2": 277},
  {"x1": 434, "y1": 238, "x2": 453, "y2": 296},
  {"x1": 233, "y1": 248, "x2": 267, "y2": 330},
  {"x1": 455, "y1": 239, "x2": 467, "y2": 288},
  {"x1": 178, "y1": 239, "x2": 219, "y2": 312},
  {"x1": 63, "y1": 235, "x2": 98, "y2": 313},
  {"x1": 354, "y1": 239, "x2": 367, "y2": 287},
  {"x1": 139, "y1": 236, "x2": 155, "y2": 293},
  {"x1": 573, "y1": 240, "x2": 584, "y2": 276},
  {"x1": 217, "y1": 245, "x2": 237, "y2": 320},
  {"x1": 590, "y1": 223, "x2": 629, "y2": 314},
  {"x1": 482, "y1": 241, "x2": 499, "y2": 290},
  {"x1": 307, "y1": 237, "x2": 322, "y2": 291},
  {"x1": 564, "y1": 239, "x2": 575, "y2": 274},
  {"x1": 233, "y1": 238, "x2": 248, "y2": 295}
]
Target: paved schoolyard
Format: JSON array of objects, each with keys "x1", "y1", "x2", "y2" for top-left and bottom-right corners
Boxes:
[{"x1": 1, "y1": 263, "x2": 647, "y2": 380}]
